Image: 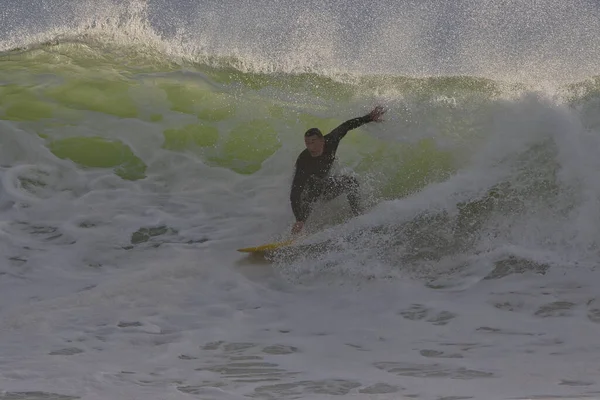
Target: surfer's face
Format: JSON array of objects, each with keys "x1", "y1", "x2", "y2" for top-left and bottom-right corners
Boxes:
[{"x1": 305, "y1": 135, "x2": 325, "y2": 157}]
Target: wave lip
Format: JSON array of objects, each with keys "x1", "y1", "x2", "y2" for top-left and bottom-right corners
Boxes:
[{"x1": 3, "y1": 0, "x2": 600, "y2": 82}]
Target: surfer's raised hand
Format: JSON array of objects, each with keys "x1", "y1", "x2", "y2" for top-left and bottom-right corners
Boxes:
[
  {"x1": 291, "y1": 221, "x2": 304, "y2": 235},
  {"x1": 368, "y1": 105, "x2": 386, "y2": 122}
]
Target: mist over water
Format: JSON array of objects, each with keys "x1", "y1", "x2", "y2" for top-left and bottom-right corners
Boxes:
[
  {"x1": 1, "y1": 1, "x2": 600, "y2": 399},
  {"x1": 3, "y1": 0, "x2": 600, "y2": 81}
]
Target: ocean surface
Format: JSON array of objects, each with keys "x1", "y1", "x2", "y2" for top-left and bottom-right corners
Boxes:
[{"x1": 2, "y1": 1, "x2": 600, "y2": 399}]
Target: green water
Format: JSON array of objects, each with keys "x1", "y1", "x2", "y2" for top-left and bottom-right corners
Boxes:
[{"x1": 2, "y1": 41, "x2": 596, "y2": 200}]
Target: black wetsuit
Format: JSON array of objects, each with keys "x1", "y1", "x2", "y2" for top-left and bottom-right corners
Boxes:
[{"x1": 290, "y1": 114, "x2": 374, "y2": 222}]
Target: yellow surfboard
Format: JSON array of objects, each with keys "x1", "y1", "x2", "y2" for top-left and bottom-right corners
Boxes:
[{"x1": 237, "y1": 239, "x2": 295, "y2": 253}]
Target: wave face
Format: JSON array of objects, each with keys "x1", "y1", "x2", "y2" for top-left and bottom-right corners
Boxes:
[{"x1": 2, "y1": 1, "x2": 600, "y2": 399}]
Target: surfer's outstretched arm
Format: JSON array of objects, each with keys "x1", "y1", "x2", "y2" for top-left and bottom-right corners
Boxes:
[{"x1": 325, "y1": 106, "x2": 386, "y2": 145}]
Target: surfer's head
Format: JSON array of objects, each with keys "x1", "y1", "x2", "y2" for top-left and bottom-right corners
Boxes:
[{"x1": 304, "y1": 128, "x2": 324, "y2": 157}]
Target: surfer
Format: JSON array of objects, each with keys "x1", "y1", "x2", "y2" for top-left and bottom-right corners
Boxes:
[{"x1": 290, "y1": 106, "x2": 386, "y2": 234}]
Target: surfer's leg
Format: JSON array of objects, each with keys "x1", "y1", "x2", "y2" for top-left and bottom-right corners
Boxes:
[
  {"x1": 344, "y1": 176, "x2": 363, "y2": 216},
  {"x1": 298, "y1": 178, "x2": 323, "y2": 221},
  {"x1": 322, "y1": 175, "x2": 362, "y2": 215}
]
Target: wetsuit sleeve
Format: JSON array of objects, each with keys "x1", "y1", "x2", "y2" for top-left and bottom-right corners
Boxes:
[
  {"x1": 290, "y1": 158, "x2": 310, "y2": 222},
  {"x1": 325, "y1": 114, "x2": 373, "y2": 146}
]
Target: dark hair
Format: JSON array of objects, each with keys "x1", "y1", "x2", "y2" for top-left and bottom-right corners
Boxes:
[{"x1": 304, "y1": 128, "x2": 323, "y2": 138}]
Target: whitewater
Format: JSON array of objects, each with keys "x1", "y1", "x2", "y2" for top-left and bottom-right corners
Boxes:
[{"x1": 2, "y1": 0, "x2": 600, "y2": 399}]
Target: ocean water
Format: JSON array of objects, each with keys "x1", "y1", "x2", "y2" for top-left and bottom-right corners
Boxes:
[{"x1": 2, "y1": 1, "x2": 600, "y2": 399}]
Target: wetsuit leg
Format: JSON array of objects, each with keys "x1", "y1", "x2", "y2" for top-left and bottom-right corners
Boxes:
[
  {"x1": 321, "y1": 175, "x2": 363, "y2": 216},
  {"x1": 297, "y1": 177, "x2": 325, "y2": 221}
]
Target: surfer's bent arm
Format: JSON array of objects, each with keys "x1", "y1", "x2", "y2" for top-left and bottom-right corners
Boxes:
[
  {"x1": 290, "y1": 163, "x2": 309, "y2": 222},
  {"x1": 325, "y1": 114, "x2": 373, "y2": 145}
]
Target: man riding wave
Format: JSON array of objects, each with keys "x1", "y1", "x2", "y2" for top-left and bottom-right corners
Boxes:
[{"x1": 290, "y1": 106, "x2": 386, "y2": 234}]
